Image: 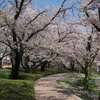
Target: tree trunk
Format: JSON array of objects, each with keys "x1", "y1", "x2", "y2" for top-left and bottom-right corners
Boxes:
[
  {"x1": 24, "y1": 55, "x2": 30, "y2": 72},
  {"x1": 98, "y1": 8, "x2": 100, "y2": 21},
  {"x1": 70, "y1": 59, "x2": 75, "y2": 71},
  {"x1": 0, "y1": 58, "x2": 2, "y2": 68},
  {"x1": 10, "y1": 49, "x2": 21, "y2": 79},
  {"x1": 41, "y1": 66, "x2": 45, "y2": 72},
  {"x1": 40, "y1": 61, "x2": 48, "y2": 72},
  {"x1": 83, "y1": 67, "x2": 89, "y2": 90}
]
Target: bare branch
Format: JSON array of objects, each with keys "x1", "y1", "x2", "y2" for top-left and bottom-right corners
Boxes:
[{"x1": 26, "y1": 0, "x2": 67, "y2": 42}]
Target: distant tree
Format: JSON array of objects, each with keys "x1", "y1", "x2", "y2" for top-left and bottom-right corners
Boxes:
[{"x1": 73, "y1": 32, "x2": 99, "y2": 89}]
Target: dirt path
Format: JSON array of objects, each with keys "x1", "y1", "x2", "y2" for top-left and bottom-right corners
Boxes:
[{"x1": 35, "y1": 73, "x2": 82, "y2": 100}]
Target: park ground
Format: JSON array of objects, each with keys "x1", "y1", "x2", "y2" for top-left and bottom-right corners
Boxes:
[
  {"x1": 0, "y1": 68, "x2": 67, "y2": 100},
  {"x1": 0, "y1": 68, "x2": 100, "y2": 100}
]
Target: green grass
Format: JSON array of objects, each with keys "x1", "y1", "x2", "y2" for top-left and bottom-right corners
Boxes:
[
  {"x1": 0, "y1": 69, "x2": 10, "y2": 79},
  {"x1": 0, "y1": 69, "x2": 36, "y2": 100},
  {"x1": 0, "y1": 68, "x2": 67, "y2": 100},
  {"x1": 0, "y1": 79, "x2": 34, "y2": 100},
  {"x1": 57, "y1": 73, "x2": 100, "y2": 100},
  {"x1": 0, "y1": 69, "x2": 40, "y2": 100}
]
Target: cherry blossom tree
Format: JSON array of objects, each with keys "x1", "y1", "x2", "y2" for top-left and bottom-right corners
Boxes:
[{"x1": 0, "y1": 0, "x2": 70, "y2": 79}]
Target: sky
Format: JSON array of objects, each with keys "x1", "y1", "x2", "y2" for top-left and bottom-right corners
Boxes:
[
  {"x1": 32, "y1": 0, "x2": 81, "y2": 21},
  {"x1": 0, "y1": 0, "x2": 81, "y2": 22},
  {"x1": 0, "y1": 0, "x2": 8, "y2": 9},
  {"x1": 32, "y1": 0, "x2": 63, "y2": 9}
]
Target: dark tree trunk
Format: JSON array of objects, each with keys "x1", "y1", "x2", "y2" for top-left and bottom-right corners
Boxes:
[
  {"x1": 24, "y1": 55, "x2": 30, "y2": 72},
  {"x1": 83, "y1": 35, "x2": 92, "y2": 90},
  {"x1": 98, "y1": 8, "x2": 100, "y2": 21},
  {"x1": 0, "y1": 58, "x2": 2, "y2": 68},
  {"x1": 83, "y1": 66, "x2": 89, "y2": 90},
  {"x1": 10, "y1": 49, "x2": 21, "y2": 79},
  {"x1": 40, "y1": 61, "x2": 48, "y2": 72},
  {"x1": 41, "y1": 66, "x2": 45, "y2": 72},
  {"x1": 70, "y1": 59, "x2": 75, "y2": 71}
]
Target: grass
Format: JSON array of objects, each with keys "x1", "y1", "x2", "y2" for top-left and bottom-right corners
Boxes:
[
  {"x1": 0, "y1": 69, "x2": 10, "y2": 79},
  {"x1": 0, "y1": 68, "x2": 99, "y2": 100},
  {"x1": 0, "y1": 69, "x2": 35, "y2": 100},
  {"x1": 57, "y1": 72, "x2": 100, "y2": 100},
  {"x1": 0, "y1": 79, "x2": 34, "y2": 100},
  {"x1": 0, "y1": 68, "x2": 67, "y2": 100}
]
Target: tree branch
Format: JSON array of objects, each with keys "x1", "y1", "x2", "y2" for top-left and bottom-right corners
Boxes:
[{"x1": 26, "y1": 0, "x2": 67, "y2": 42}]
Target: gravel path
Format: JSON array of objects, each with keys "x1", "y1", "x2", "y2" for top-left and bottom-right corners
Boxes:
[{"x1": 35, "y1": 73, "x2": 82, "y2": 100}]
